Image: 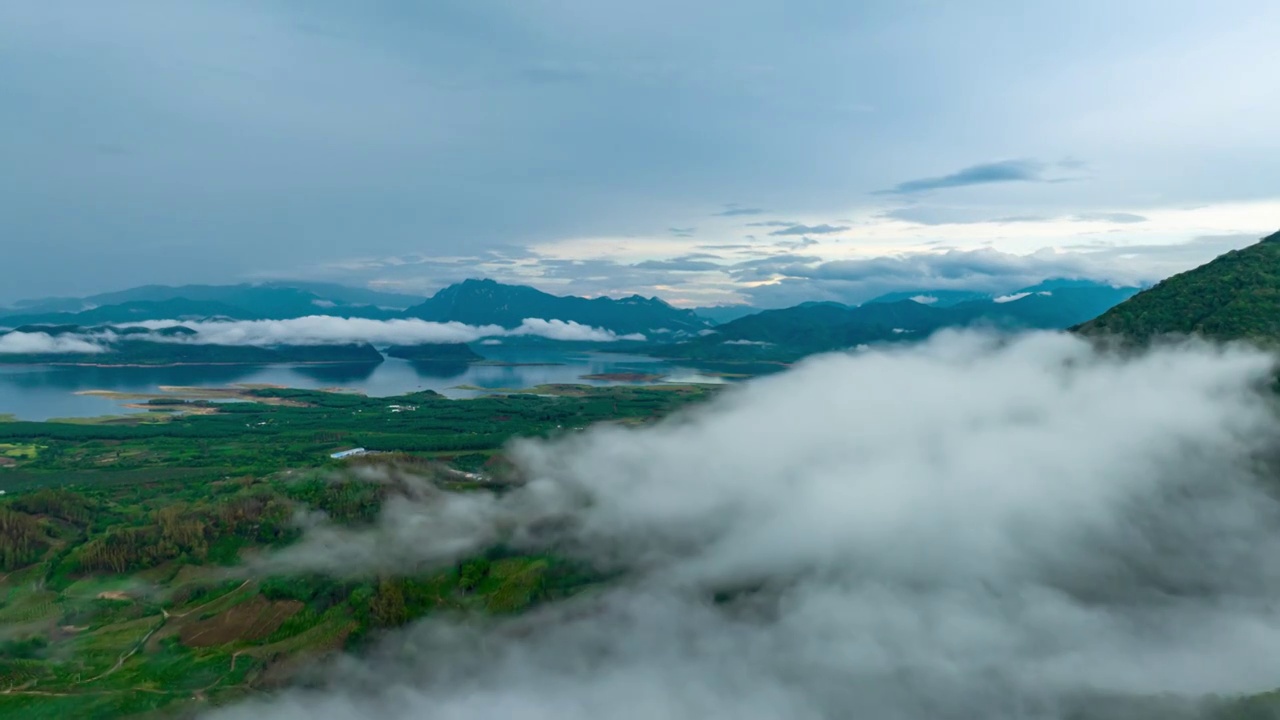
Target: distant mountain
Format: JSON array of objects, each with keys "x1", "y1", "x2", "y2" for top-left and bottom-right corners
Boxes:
[
  {"x1": 952, "y1": 285, "x2": 1141, "y2": 330},
  {"x1": 692, "y1": 305, "x2": 759, "y2": 324},
  {"x1": 403, "y1": 279, "x2": 711, "y2": 335},
  {"x1": 1075, "y1": 230, "x2": 1280, "y2": 342},
  {"x1": 862, "y1": 289, "x2": 991, "y2": 307},
  {"x1": 0, "y1": 298, "x2": 266, "y2": 326},
  {"x1": 256, "y1": 281, "x2": 426, "y2": 310},
  {"x1": 0, "y1": 284, "x2": 401, "y2": 326},
  {"x1": 658, "y1": 283, "x2": 1139, "y2": 361}
]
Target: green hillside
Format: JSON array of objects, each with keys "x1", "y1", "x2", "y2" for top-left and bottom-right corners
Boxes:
[{"x1": 1074, "y1": 231, "x2": 1280, "y2": 342}]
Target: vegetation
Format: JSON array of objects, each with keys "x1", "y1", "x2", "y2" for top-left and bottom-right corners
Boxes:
[
  {"x1": 0, "y1": 383, "x2": 716, "y2": 718},
  {"x1": 1075, "y1": 230, "x2": 1280, "y2": 343}
]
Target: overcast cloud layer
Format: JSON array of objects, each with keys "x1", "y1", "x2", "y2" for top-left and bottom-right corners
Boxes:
[
  {"x1": 3, "y1": 1, "x2": 1278, "y2": 305},
  {"x1": 218, "y1": 331, "x2": 1280, "y2": 719},
  {"x1": 0, "y1": 317, "x2": 642, "y2": 353}
]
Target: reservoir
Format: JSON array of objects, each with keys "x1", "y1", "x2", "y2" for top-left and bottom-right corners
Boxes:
[{"x1": 0, "y1": 348, "x2": 729, "y2": 421}]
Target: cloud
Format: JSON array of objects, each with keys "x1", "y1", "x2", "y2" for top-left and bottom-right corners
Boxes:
[
  {"x1": 884, "y1": 207, "x2": 1051, "y2": 226},
  {"x1": 885, "y1": 208, "x2": 1148, "y2": 227},
  {"x1": 632, "y1": 259, "x2": 723, "y2": 272},
  {"x1": 877, "y1": 159, "x2": 1046, "y2": 195},
  {"x1": 218, "y1": 331, "x2": 1280, "y2": 719},
  {"x1": 767, "y1": 224, "x2": 849, "y2": 236},
  {"x1": 993, "y1": 292, "x2": 1031, "y2": 303},
  {"x1": 668, "y1": 227, "x2": 696, "y2": 237},
  {"x1": 731, "y1": 247, "x2": 1143, "y2": 307},
  {"x1": 0, "y1": 331, "x2": 107, "y2": 354},
  {"x1": 123, "y1": 317, "x2": 640, "y2": 345},
  {"x1": 513, "y1": 319, "x2": 645, "y2": 343},
  {"x1": 713, "y1": 207, "x2": 766, "y2": 217},
  {"x1": 1073, "y1": 212, "x2": 1148, "y2": 224}
]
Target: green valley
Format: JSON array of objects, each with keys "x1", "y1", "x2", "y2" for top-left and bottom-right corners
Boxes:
[{"x1": 0, "y1": 384, "x2": 719, "y2": 717}]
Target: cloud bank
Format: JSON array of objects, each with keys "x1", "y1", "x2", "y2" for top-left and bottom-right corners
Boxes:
[
  {"x1": 147, "y1": 317, "x2": 645, "y2": 344},
  {"x1": 217, "y1": 330, "x2": 1280, "y2": 719},
  {"x1": 0, "y1": 317, "x2": 646, "y2": 353},
  {"x1": 0, "y1": 331, "x2": 106, "y2": 354}
]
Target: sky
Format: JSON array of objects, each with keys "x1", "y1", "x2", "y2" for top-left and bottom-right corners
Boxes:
[{"x1": 3, "y1": 0, "x2": 1279, "y2": 308}]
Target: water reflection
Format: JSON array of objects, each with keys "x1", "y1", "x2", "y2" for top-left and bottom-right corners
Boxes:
[
  {"x1": 290, "y1": 362, "x2": 382, "y2": 386},
  {"x1": 0, "y1": 351, "x2": 729, "y2": 421}
]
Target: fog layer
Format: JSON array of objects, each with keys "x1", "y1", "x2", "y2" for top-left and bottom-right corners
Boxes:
[
  {"x1": 0, "y1": 316, "x2": 645, "y2": 352},
  {"x1": 217, "y1": 330, "x2": 1280, "y2": 719}
]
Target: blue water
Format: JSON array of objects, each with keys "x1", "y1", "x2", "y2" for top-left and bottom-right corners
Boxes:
[{"x1": 0, "y1": 348, "x2": 726, "y2": 421}]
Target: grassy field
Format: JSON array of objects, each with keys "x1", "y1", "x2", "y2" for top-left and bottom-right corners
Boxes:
[{"x1": 0, "y1": 443, "x2": 41, "y2": 460}]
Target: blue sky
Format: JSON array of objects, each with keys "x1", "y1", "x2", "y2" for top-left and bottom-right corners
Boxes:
[{"x1": 2, "y1": 0, "x2": 1278, "y2": 307}]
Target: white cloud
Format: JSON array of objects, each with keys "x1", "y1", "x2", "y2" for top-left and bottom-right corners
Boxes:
[
  {"x1": 909, "y1": 295, "x2": 938, "y2": 304},
  {"x1": 124, "y1": 316, "x2": 641, "y2": 346},
  {"x1": 0, "y1": 331, "x2": 107, "y2": 354},
  {"x1": 510, "y1": 318, "x2": 645, "y2": 343},
  {"x1": 993, "y1": 292, "x2": 1031, "y2": 303},
  {"x1": 221, "y1": 330, "x2": 1280, "y2": 719}
]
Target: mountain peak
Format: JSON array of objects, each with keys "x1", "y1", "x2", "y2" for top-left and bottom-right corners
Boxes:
[{"x1": 406, "y1": 279, "x2": 710, "y2": 334}]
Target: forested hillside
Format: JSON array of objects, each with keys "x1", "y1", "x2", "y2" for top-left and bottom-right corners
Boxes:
[{"x1": 1075, "y1": 230, "x2": 1280, "y2": 342}]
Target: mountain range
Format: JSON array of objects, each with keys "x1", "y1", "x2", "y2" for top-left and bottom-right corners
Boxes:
[
  {"x1": 0, "y1": 272, "x2": 1161, "y2": 365},
  {"x1": 654, "y1": 282, "x2": 1141, "y2": 361}
]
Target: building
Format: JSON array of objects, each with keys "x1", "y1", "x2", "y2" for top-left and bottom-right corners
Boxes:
[{"x1": 329, "y1": 448, "x2": 367, "y2": 460}]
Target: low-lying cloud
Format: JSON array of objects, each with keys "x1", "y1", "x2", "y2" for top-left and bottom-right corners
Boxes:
[
  {"x1": 0, "y1": 317, "x2": 645, "y2": 353},
  {"x1": 215, "y1": 330, "x2": 1280, "y2": 719},
  {"x1": 0, "y1": 331, "x2": 107, "y2": 354},
  {"x1": 134, "y1": 317, "x2": 643, "y2": 345}
]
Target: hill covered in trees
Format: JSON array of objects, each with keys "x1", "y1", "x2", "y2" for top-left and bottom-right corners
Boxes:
[{"x1": 1074, "y1": 230, "x2": 1280, "y2": 343}]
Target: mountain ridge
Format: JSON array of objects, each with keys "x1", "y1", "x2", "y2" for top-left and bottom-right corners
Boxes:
[{"x1": 1074, "y1": 230, "x2": 1280, "y2": 343}]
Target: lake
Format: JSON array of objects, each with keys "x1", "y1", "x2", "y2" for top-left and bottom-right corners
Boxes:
[{"x1": 0, "y1": 348, "x2": 730, "y2": 421}]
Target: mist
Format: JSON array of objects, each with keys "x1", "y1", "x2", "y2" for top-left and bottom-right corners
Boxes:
[
  {"x1": 0, "y1": 331, "x2": 107, "y2": 354},
  {"x1": 213, "y1": 330, "x2": 1280, "y2": 719},
  {"x1": 0, "y1": 317, "x2": 645, "y2": 352},
  {"x1": 132, "y1": 316, "x2": 643, "y2": 345}
]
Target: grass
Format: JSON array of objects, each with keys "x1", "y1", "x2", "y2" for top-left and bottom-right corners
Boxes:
[
  {"x1": 0, "y1": 443, "x2": 41, "y2": 459},
  {"x1": 0, "y1": 590, "x2": 60, "y2": 624}
]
